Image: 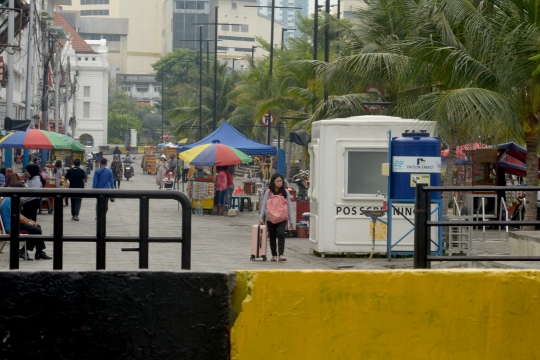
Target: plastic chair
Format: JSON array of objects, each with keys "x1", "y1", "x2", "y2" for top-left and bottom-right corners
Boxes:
[{"x1": 39, "y1": 198, "x2": 53, "y2": 214}]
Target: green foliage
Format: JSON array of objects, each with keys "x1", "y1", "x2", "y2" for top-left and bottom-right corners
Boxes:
[{"x1": 108, "y1": 112, "x2": 142, "y2": 143}]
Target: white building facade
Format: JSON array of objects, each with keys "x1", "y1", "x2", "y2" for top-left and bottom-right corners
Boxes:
[{"x1": 70, "y1": 40, "x2": 109, "y2": 146}]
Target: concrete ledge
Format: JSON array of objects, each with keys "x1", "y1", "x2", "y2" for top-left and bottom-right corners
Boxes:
[
  {"x1": 0, "y1": 271, "x2": 234, "y2": 359},
  {"x1": 509, "y1": 231, "x2": 540, "y2": 255},
  {"x1": 231, "y1": 270, "x2": 540, "y2": 359}
]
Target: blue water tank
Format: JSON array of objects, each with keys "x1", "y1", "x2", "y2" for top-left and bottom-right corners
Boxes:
[{"x1": 391, "y1": 131, "x2": 441, "y2": 199}]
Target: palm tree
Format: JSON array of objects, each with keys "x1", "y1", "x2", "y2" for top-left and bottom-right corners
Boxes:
[{"x1": 167, "y1": 63, "x2": 240, "y2": 139}]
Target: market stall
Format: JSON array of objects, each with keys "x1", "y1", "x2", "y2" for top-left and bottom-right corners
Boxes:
[
  {"x1": 179, "y1": 143, "x2": 252, "y2": 214},
  {"x1": 144, "y1": 146, "x2": 157, "y2": 175},
  {"x1": 0, "y1": 129, "x2": 85, "y2": 212}
]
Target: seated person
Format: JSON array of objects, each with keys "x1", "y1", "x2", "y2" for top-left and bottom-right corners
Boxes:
[{"x1": 0, "y1": 182, "x2": 52, "y2": 261}]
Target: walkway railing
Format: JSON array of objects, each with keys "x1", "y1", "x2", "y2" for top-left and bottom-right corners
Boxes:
[
  {"x1": 414, "y1": 185, "x2": 540, "y2": 269},
  {"x1": 0, "y1": 189, "x2": 191, "y2": 270}
]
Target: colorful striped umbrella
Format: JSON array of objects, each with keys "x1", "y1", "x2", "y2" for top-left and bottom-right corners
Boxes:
[
  {"x1": 179, "y1": 143, "x2": 252, "y2": 166},
  {"x1": 56, "y1": 133, "x2": 86, "y2": 151},
  {"x1": 0, "y1": 129, "x2": 71, "y2": 149}
]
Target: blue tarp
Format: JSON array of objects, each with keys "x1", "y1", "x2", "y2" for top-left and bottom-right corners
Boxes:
[{"x1": 177, "y1": 122, "x2": 276, "y2": 155}]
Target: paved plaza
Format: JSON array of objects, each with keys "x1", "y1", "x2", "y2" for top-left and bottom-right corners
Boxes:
[{"x1": 0, "y1": 156, "x2": 530, "y2": 271}]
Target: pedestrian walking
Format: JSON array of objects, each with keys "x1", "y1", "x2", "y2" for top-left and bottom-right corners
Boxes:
[
  {"x1": 111, "y1": 154, "x2": 123, "y2": 189},
  {"x1": 113, "y1": 146, "x2": 121, "y2": 157},
  {"x1": 182, "y1": 160, "x2": 190, "y2": 182},
  {"x1": 93, "y1": 158, "x2": 115, "y2": 215},
  {"x1": 64, "y1": 158, "x2": 87, "y2": 221},
  {"x1": 259, "y1": 173, "x2": 294, "y2": 262},
  {"x1": 22, "y1": 164, "x2": 46, "y2": 222},
  {"x1": 156, "y1": 154, "x2": 168, "y2": 189}
]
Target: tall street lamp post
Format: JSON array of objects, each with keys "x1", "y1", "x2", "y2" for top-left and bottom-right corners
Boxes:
[
  {"x1": 245, "y1": 2, "x2": 302, "y2": 145},
  {"x1": 232, "y1": 58, "x2": 242, "y2": 70},
  {"x1": 251, "y1": 45, "x2": 258, "y2": 60},
  {"x1": 281, "y1": 28, "x2": 296, "y2": 50},
  {"x1": 192, "y1": 14, "x2": 243, "y2": 131}
]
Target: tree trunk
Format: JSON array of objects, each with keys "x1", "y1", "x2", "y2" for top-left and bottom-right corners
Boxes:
[
  {"x1": 286, "y1": 140, "x2": 293, "y2": 180},
  {"x1": 442, "y1": 133, "x2": 458, "y2": 216},
  {"x1": 524, "y1": 130, "x2": 538, "y2": 229}
]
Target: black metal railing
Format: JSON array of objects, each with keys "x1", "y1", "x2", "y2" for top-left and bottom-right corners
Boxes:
[
  {"x1": 414, "y1": 185, "x2": 540, "y2": 269},
  {"x1": 0, "y1": 189, "x2": 191, "y2": 270}
]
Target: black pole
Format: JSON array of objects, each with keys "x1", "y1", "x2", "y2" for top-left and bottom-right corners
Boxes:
[
  {"x1": 413, "y1": 184, "x2": 429, "y2": 269},
  {"x1": 185, "y1": 60, "x2": 189, "y2": 83},
  {"x1": 199, "y1": 26, "x2": 203, "y2": 141},
  {"x1": 162, "y1": 63, "x2": 165, "y2": 141},
  {"x1": 267, "y1": 0, "x2": 275, "y2": 146},
  {"x1": 213, "y1": 6, "x2": 219, "y2": 131},
  {"x1": 277, "y1": 123, "x2": 281, "y2": 149},
  {"x1": 337, "y1": 0, "x2": 340, "y2": 19},
  {"x1": 324, "y1": 0, "x2": 330, "y2": 102},
  {"x1": 41, "y1": 34, "x2": 51, "y2": 130},
  {"x1": 206, "y1": 40, "x2": 210, "y2": 87},
  {"x1": 252, "y1": 45, "x2": 256, "y2": 59},
  {"x1": 314, "y1": 0, "x2": 318, "y2": 60},
  {"x1": 281, "y1": 28, "x2": 285, "y2": 50}
]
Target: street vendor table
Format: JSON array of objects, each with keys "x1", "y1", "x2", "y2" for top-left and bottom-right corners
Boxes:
[{"x1": 187, "y1": 180, "x2": 215, "y2": 214}]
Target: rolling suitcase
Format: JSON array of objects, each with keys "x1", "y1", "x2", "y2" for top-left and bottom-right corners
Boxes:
[{"x1": 250, "y1": 224, "x2": 267, "y2": 261}]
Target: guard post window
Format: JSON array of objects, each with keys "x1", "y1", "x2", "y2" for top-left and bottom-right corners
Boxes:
[{"x1": 345, "y1": 150, "x2": 388, "y2": 196}]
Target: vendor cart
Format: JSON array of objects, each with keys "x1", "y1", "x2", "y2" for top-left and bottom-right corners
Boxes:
[
  {"x1": 144, "y1": 146, "x2": 157, "y2": 175},
  {"x1": 187, "y1": 179, "x2": 215, "y2": 214}
]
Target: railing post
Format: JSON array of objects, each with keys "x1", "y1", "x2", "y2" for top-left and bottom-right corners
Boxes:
[
  {"x1": 96, "y1": 195, "x2": 107, "y2": 270},
  {"x1": 9, "y1": 195, "x2": 20, "y2": 270},
  {"x1": 414, "y1": 184, "x2": 428, "y2": 269},
  {"x1": 139, "y1": 196, "x2": 149, "y2": 269},
  {"x1": 53, "y1": 195, "x2": 64, "y2": 270},
  {"x1": 181, "y1": 197, "x2": 192, "y2": 270}
]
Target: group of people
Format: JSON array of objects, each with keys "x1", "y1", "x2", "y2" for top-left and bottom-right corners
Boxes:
[
  {"x1": 0, "y1": 165, "x2": 52, "y2": 261},
  {"x1": 155, "y1": 154, "x2": 178, "y2": 189}
]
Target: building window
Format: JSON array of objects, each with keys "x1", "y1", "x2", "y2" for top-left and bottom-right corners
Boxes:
[
  {"x1": 80, "y1": 9, "x2": 109, "y2": 16},
  {"x1": 221, "y1": 24, "x2": 229, "y2": 31},
  {"x1": 83, "y1": 86, "x2": 90, "y2": 97},
  {"x1": 175, "y1": 1, "x2": 184, "y2": 9},
  {"x1": 137, "y1": 87, "x2": 148, "y2": 93},
  {"x1": 197, "y1": 2, "x2": 207, "y2": 9},
  {"x1": 83, "y1": 102, "x2": 90, "y2": 118},
  {"x1": 218, "y1": 35, "x2": 255, "y2": 42},
  {"x1": 81, "y1": 0, "x2": 109, "y2": 4},
  {"x1": 121, "y1": 85, "x2": 130, "y2": 92},
  {"x1": 80, "y1": 33, "x2": 121, "y2": 41},
  {"x1": 232, "y1": 24, "x2": 240, "y2": 32},
  {"x1": 345, "y1": 150, "x2": 388, "y2": 196},
  {"x1": 154, "y1": 86, "x2": 160, "y2": 93},
  {"x1": 232, "y1": 2, "x2": 237, "y2": 9},
  {"x1": 241, "y1": 24, "x2": 248, "y2": 32},
  {"x1": 185, "y1": 1, "x2": 197, "y2": 9}
]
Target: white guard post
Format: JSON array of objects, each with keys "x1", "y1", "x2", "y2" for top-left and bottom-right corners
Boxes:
[{"x1": 308, "y1": 116, "x2": 436, "y2": 257}]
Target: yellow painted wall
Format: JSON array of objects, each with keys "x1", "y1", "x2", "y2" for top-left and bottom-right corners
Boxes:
[{"x1": 231, "y1": 270, "x2": 540, "y2": 359}]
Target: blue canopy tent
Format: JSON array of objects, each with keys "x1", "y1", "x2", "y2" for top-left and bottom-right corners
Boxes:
[{"x1": 177, "y1": 122, "x2": 276, "y2": 155}]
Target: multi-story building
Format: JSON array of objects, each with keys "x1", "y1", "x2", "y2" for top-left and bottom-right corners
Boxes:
[
  {"x1": 163, "y1": 0, "x2": 284, "y2": 70},
  {"x1": 58, "y1": 10, "x2": 128, "y2": 75},
  {"x1": 54, "y1": 11, "x2": 110, "y2": 146},
  {"x1": 61, "y1": 0, "x2": 163, "y2": 75},
  {"x1": 339, "y1": 0, "x2": 366, "y2": 19},
  {"x1": 257, "y1": 0, "x2": 308, "y2": 41}
]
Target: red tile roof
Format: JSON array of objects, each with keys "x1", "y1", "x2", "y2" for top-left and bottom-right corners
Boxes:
[{"x1": 53, "y1": 11, "x2": 96, "y2": 54}]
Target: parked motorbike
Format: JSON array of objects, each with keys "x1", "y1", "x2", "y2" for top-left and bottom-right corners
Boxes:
[{"x1": 292, "y1": 170, "x2": 310, "y2": 202}]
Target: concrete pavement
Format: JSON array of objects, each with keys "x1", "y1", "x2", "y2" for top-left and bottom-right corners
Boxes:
[{"x1": 0, "y1": 155, "x2": 525, "y2": 271}]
